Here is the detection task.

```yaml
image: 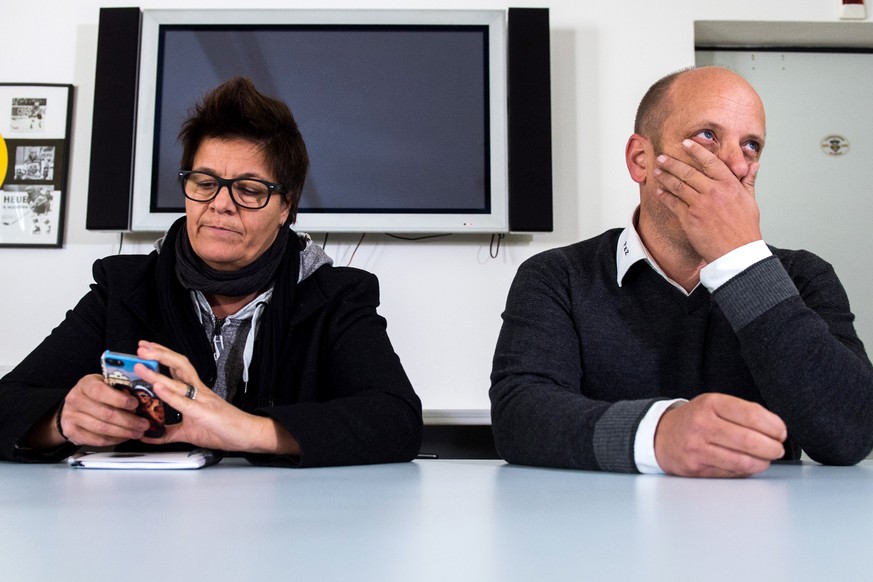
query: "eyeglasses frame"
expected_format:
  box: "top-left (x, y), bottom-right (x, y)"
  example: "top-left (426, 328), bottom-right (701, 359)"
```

top-left (178, 170), bottom-right (287, 210)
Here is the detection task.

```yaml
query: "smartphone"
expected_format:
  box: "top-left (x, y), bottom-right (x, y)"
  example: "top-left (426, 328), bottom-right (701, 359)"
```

top-left (100, 350), bottom-right (181, 437)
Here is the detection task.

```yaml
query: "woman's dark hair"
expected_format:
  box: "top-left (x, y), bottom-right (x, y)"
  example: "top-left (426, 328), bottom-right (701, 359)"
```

top-left (178, 77), bottom-right (309, 224)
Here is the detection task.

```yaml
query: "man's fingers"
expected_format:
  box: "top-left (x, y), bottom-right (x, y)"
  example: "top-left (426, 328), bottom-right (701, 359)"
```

top-left (680, 138), bottom-right (737, 180)
top-left (655, 139), bottom-right (744, 195)
top-left (708, 416), bottom-right (786, 463)
top-left (711, 395), bottom-right (787, 443)
top-left (654, 148), bottom-right (709, 199)
top-left (654, 394), bottom-right (788, 478)
top-left (741, 161), bottom-right (760, 194)
top-left (674, 399), bottom-right (785, 462)
top-left (684, 446), bottom-right (774, 478)
top-left (654, 157), bottom-right (698, 203)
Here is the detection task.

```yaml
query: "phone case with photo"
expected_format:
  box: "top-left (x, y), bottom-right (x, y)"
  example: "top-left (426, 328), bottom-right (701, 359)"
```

top-left (101, 350), bottom-right (167, 438)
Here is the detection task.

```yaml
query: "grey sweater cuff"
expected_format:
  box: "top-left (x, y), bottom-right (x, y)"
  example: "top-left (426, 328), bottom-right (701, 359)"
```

top-left (712, 255), bottom-right (799, 332)
top-left (593, 398), bottom-right (661, 473)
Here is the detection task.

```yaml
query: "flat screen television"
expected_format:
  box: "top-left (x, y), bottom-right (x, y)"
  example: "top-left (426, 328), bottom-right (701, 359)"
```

top-left (120, 9), bottom-right (509, 234)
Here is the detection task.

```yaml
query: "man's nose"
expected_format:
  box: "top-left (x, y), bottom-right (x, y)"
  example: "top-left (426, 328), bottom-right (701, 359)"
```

top-left (720, 145), bottom-right (751, 179)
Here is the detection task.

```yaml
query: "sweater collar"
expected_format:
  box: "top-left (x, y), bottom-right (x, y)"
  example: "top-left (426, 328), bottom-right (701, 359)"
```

top-left (616, 207), bottom-right (698, 296)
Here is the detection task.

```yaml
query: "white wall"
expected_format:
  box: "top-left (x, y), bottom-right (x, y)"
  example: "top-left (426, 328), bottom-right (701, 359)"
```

top-left (0, 0), bottom-right (851, 414)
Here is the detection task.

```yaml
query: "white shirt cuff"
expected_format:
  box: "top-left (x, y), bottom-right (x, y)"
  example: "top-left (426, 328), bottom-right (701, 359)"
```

top-left (634, 398), bottom-right (687, 474)
top-left (699, 240), bottom-right (772, 292)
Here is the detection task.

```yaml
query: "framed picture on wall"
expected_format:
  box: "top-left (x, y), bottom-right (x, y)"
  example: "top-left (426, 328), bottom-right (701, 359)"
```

top-left (0, 83), bottom-right (73, 248)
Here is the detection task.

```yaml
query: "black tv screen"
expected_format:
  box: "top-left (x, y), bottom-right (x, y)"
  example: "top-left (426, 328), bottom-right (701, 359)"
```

top-left (131, 9), bottom-right (509, 233)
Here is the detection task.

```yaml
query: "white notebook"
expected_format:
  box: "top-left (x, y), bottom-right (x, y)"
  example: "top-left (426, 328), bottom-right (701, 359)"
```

top-left (67, 450), bottom-right (219, 470)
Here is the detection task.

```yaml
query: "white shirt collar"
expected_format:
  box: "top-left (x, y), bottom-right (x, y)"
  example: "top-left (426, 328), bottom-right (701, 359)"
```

top-left (616, 207), bottom-right (695, 296)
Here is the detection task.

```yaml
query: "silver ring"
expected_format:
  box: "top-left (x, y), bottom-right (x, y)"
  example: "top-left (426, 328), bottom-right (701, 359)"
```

top-left (185, 384), bottom-right (198, 400)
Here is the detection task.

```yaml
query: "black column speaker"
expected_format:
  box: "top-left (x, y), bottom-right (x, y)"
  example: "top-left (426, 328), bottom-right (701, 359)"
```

top-left (507, 7), bottom-right (553, 233)
top-left (86, 7), bottom-right (141, 231)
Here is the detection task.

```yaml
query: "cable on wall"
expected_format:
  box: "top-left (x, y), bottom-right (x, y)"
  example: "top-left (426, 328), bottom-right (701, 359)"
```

top-left (489, 233), bottom-right (504, 259)
top-left (345, 233), bottom-right (366, 266)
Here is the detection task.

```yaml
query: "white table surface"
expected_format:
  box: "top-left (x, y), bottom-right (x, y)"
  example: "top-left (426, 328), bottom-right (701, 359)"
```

top-left (2, 458), bottom-right (872, 581)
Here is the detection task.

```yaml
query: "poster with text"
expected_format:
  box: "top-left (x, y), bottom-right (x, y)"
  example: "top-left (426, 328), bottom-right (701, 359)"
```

top-left (0, 84), bottom-right (72, 247)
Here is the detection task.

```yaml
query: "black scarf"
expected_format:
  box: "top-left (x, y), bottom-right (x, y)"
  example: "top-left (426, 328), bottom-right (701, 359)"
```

top-left (174, 220), bottom-right (290, 296)
top-left (156, 217), bottom-right (301, 408)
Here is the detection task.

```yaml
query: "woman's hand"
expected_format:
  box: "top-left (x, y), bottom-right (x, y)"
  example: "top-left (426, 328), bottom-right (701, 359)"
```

top-left (134, 340), bottom-right (300, 455)
top-left (54, 374), bottom-right (149, 447)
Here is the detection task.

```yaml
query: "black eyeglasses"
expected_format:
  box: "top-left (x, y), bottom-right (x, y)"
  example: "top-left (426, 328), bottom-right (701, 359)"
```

top-left (178, 170), bottom-right (287, 210)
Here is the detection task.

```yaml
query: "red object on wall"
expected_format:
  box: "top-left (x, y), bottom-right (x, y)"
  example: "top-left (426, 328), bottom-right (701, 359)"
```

top-left (839, 0), bottom-right (866, 19)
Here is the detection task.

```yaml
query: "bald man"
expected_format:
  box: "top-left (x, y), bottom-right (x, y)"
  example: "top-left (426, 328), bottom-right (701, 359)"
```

top-left (490, 66), bottom-right (873, 478)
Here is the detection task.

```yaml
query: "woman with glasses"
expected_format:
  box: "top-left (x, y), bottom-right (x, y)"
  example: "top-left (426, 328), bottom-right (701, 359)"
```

top-left (0, 77), bottom-right (423, 467)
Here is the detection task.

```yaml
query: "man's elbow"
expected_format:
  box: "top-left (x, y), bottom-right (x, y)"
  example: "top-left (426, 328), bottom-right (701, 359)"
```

top-left (804, 433), bottom-right (873, 466)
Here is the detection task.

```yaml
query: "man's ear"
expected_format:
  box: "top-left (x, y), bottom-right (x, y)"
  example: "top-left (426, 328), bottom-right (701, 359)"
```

top-left (625, 133), bottom-right (650, 184)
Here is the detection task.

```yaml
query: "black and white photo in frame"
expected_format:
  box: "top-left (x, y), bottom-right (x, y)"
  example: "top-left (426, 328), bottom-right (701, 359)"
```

top-left (0, 83), bottom-right (72, 247)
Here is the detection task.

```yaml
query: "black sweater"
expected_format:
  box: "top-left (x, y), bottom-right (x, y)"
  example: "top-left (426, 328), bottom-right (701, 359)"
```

top-left (490, 229), bottom-right (873, 472)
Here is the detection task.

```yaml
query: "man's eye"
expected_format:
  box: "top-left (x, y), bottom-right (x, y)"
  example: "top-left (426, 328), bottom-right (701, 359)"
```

top-left (744, 141), bottom-right (761, 153)
top-left (695, 129), bottom-right (716, 141)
